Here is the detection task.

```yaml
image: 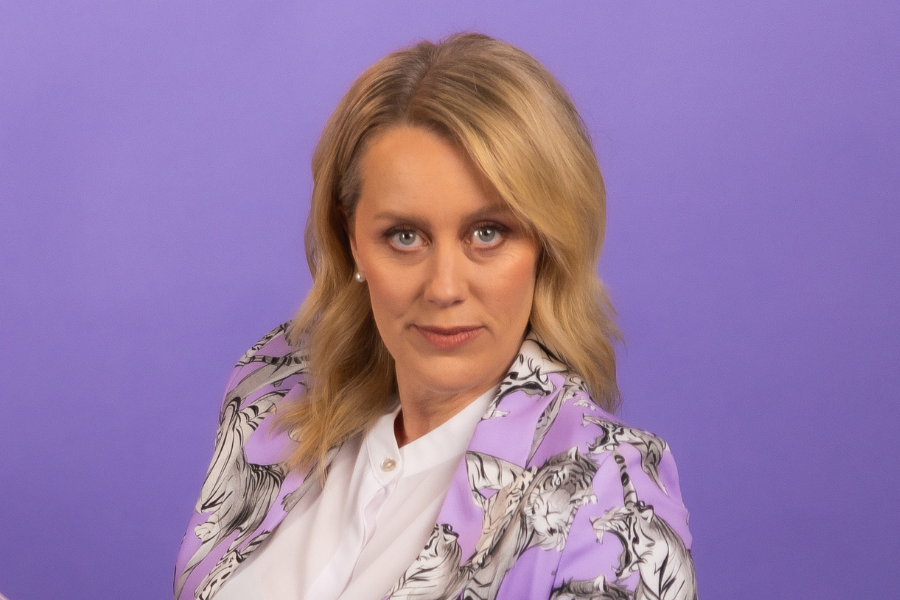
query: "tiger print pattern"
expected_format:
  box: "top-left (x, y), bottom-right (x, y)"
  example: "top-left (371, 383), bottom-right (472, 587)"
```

top-left (196, 531), bottom-right (271, 600)
top-left (549, 576), bottom-right (631, 600)
top-left (482, 337), bottom-right (567, 420)
top-left (590, 454), bottom-right (697, 600)
top-left (479, 335), bottom-right (592, 464)
top-left (528, 372), bottom-right (588, 463)
top-left (233, 322), bottom-right (289, 367)
top-left (176, 327), bottom-right (695, 600)
top-left (582, 415), bottom-right (670, 495)
top-left (387, 524), bottom-right (467, 600)
top-left (388, 447), bottom-right (598, 600)
top-left (175, 326), bottom-right (309, 600)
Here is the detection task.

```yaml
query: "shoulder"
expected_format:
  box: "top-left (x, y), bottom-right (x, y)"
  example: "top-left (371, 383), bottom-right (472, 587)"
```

top-left (554, 395), bottom-right (676, 490)
top-left (233, 322), bottom-right (306, 374)
top-left (175, 323), bottom-right (307, 600)
top-left (218, 322), bottom-right (308, 407)
top-left (468, 361), bottom-right (698, 598)
top-left (537, 383), bottom-right (691, 531)
top-left (537, 387), bottom-right (697, 598)
top-left (235, 322), bottom-right (295, 366)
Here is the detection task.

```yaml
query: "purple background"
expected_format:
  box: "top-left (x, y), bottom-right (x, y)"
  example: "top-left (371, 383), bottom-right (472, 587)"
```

top-left (1, 1), bottom-right (898, 598)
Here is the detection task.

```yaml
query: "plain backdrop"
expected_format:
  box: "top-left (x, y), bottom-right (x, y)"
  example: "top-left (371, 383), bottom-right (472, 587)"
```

top-left (1, 1), bottom-right (898, 598)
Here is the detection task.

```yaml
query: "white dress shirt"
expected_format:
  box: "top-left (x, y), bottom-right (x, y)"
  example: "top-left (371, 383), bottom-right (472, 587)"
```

top-left (214, 386), bottom-right (495, 600)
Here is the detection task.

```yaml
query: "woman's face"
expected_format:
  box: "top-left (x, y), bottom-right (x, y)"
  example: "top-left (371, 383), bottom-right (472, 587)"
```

top-left (349, 126), bottom-right (540, 407)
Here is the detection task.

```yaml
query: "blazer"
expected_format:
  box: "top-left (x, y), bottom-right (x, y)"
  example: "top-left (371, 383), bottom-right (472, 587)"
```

top-left (174, 324), bottom-right (697, 600)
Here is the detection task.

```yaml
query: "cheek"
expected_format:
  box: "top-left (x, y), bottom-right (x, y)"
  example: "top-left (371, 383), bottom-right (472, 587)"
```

top-left (364, 265), bottom-right (417, 327)
top-left (488, 247), bottom-right (539, 316)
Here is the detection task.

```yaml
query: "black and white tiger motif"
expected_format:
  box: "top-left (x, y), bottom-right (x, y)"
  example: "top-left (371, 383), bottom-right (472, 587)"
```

top-left (528, 372), bottom-right (588, 463)
top-left (196, 530), bottom-right (271, 600)
top-left (480, 335), bottom-right (591, 464)
top-left (591, 453), bottom-right (697, 600)
top-left (233, 322), bottom-right (290, 367)
top-left (582, 415), bottom-right (669, 495)
top-left (550, 575), bottom-right (632, 600)
top-left (482, 336), bottom-right (568, 420)
top-left (175, 326), bottom-right (308, 599)
top-left (388, 447), bottom-right (598, 600)
top-left (466, 447), bottom-right (599, 600)
top-left (387, 524), bottom-right (467, 600)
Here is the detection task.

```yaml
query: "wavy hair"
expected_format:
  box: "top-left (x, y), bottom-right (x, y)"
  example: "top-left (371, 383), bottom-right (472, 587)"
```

top-left (280, 33), bottom-right (621, 473)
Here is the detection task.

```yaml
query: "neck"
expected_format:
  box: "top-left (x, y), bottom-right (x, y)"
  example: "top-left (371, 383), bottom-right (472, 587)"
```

top-left (393, 380), bottom-right (497, 447)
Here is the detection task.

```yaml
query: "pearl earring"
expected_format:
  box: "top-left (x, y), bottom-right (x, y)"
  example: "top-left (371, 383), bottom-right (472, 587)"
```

top-left (355, 271), bottom-right (366, 283)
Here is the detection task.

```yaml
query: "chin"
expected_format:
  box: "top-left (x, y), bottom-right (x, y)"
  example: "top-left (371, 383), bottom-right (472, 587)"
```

top-left (410, 356), bottom-right (499, 395)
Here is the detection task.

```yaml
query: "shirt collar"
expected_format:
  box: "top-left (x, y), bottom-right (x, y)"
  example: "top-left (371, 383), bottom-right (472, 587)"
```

top-left (364, 385), bottom-right (498, 483)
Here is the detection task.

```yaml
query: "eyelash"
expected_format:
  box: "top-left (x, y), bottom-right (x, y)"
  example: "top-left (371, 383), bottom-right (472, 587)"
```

top-left (384, 222), bottom-right (509, 251)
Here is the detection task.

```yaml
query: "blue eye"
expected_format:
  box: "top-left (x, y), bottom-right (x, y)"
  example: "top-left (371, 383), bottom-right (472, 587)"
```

top-left (473, 226), bottom-right (500, 245)
top-left (390, 230), bottom-right (422, 248)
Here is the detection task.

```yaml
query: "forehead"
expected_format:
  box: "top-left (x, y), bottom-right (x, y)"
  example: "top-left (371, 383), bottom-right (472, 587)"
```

top-left (356, 125), bottom-right (507, 218)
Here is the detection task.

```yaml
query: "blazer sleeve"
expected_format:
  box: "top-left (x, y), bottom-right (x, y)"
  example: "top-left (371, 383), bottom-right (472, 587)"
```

top-left (174, 323), bottom-right (298, 600)
top-left (550, 442), bottom-right (698, 600)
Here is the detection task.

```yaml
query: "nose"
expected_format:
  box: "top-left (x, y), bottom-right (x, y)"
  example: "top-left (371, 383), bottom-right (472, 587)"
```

top-left (423, 242), bottom-right (468, 308)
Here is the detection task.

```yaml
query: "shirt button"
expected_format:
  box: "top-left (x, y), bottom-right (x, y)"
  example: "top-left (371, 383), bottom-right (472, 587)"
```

top-left (381, 458), bottom-right (397, 472)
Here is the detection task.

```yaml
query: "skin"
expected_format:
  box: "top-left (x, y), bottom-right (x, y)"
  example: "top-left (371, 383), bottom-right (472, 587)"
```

top-left (348, 125), bottom-right (540, 447)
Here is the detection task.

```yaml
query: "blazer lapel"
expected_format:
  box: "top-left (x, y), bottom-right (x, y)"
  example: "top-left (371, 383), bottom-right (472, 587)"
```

top-left (386, 334), bottom-right (575, 599)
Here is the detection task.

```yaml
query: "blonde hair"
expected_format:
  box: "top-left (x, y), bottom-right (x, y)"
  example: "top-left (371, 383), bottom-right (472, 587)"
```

top-left (280, 33), bottom-right (621, 473)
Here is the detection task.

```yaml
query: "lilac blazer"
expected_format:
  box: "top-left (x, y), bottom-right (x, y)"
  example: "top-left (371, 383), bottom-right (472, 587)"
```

top-left (174, 324), bottom-right (697, 600)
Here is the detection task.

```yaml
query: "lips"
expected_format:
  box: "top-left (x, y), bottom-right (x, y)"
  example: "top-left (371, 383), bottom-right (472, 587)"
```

top-left (416, 325), bottom-right (480, 335)
top-left (414, 325), bottom-right (483, 350)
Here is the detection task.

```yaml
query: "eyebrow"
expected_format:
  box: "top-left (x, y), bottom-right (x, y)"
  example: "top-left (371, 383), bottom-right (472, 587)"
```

top-left (371, 205), bottom-right (513, 226)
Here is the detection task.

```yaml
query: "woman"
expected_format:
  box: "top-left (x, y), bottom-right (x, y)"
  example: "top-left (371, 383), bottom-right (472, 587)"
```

top-left (174, 33), bottom-right (697, 600)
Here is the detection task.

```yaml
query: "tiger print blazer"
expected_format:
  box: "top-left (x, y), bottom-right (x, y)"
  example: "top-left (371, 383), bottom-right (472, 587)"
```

top-left (174, 324), bottom-right (698, 600)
